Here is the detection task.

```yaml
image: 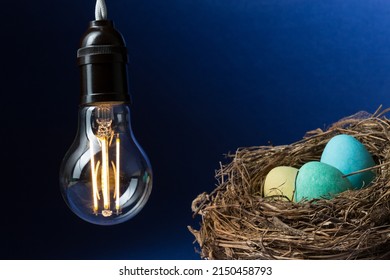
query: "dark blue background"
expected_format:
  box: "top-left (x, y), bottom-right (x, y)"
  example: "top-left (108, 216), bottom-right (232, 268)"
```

top-left (2, 0), bottom-right (389, 259)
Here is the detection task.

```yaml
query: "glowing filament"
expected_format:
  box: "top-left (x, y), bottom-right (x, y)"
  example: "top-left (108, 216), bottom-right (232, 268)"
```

top-left (101, 137), bottom-right (110, 209)
top-left (116, 136), bottom-right (120, 211)
top-left (90, 143), bottom-right (99, 213)
top-left (89, 106), bottom-right (122, 217)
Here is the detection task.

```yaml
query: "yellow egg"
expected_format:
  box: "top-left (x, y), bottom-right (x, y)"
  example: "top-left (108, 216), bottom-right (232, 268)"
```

top-left (263, 166), bottom-right (298, 201)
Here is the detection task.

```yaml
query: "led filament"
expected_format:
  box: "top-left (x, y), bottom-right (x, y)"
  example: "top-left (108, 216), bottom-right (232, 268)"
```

top-left (89, 105), bottom-right (118, 216)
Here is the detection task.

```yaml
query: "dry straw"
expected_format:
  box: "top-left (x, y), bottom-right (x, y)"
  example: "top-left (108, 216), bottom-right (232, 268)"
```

top-left (189, 106), bottom-right (390, 259)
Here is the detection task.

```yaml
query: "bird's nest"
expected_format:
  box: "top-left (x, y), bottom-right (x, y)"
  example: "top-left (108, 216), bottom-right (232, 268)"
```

top-left (189, 106), bottom-right (390, 259)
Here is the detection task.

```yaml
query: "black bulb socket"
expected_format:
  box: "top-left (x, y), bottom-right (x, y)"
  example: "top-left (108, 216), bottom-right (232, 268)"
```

top-left (77, 20), bottom-right (131, 105)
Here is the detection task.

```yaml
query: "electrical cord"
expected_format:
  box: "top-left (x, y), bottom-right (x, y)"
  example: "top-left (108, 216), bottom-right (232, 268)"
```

top-left (95, 0), bottom-right (107, 20)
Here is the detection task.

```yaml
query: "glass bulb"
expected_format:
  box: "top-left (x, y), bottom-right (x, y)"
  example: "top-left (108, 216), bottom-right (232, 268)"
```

top-left (60, 102), bottom-right (152, 225)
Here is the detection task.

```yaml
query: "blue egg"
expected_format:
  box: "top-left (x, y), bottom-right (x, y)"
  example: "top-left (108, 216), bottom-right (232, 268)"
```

top-left (320, 134), bottom-right (376, 189)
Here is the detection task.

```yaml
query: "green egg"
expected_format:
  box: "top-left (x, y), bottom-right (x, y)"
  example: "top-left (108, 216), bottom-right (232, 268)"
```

top-left (295, 161), bottom-right (353, 202)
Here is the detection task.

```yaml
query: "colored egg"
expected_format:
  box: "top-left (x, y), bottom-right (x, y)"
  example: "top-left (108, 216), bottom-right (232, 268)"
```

top-left (320, 134), bottom-right (376, 189)
top-left (295, 161), bottom-right (352, 202)
top-left (263, 166), bottom-right (298, 201)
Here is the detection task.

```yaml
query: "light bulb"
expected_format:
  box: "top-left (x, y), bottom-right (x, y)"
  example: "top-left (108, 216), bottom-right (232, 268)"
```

top-left (60, 20), bottom-right (152, 225)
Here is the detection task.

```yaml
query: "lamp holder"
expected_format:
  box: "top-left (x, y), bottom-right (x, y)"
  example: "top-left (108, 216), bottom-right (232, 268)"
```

top-left (77, 20), bottom-right (131, 105)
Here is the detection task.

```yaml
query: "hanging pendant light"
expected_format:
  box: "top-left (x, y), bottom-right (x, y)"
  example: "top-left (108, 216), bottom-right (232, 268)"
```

top-left (59, 0), bottom-right (153, 225)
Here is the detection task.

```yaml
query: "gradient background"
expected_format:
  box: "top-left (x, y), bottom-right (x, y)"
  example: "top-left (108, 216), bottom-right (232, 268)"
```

top-left (2, 0), bottom-right (390, 259)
